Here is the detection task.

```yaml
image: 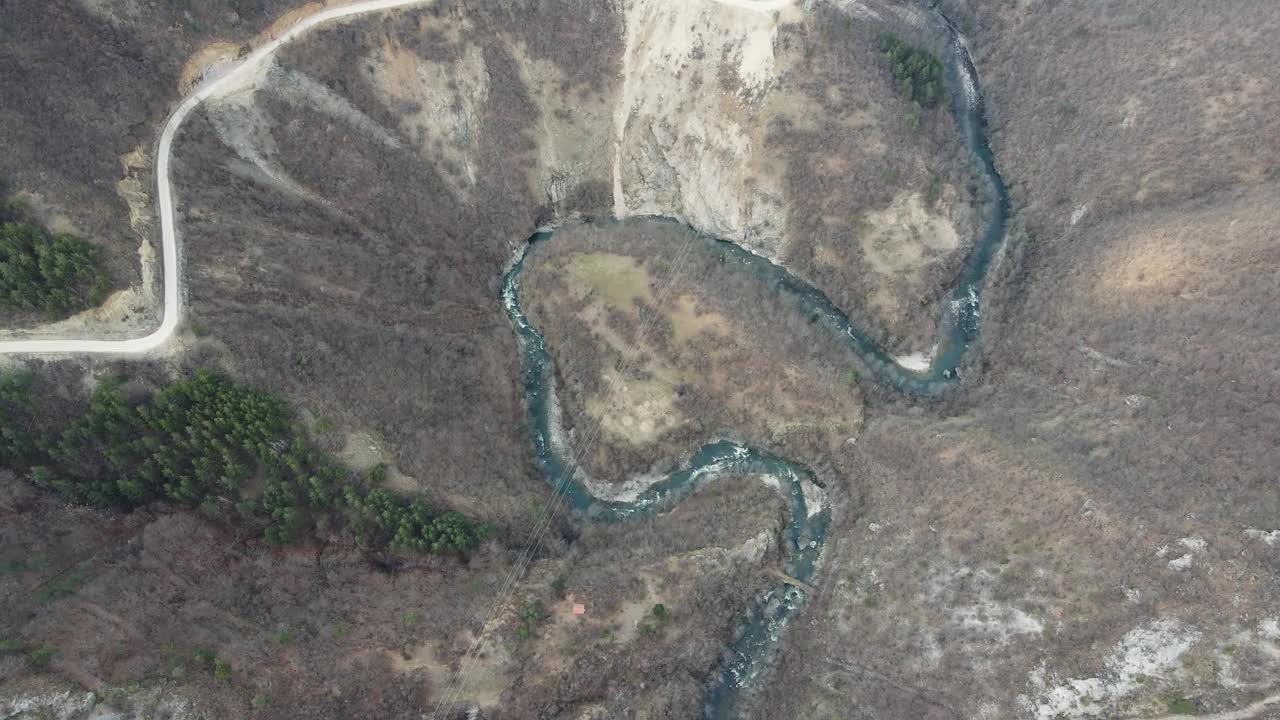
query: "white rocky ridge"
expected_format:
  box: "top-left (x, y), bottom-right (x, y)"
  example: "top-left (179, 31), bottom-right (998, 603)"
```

top-left (612, 0), bottom-right (795, 259)
top-left (1244, 529), bottom-right (1280, 547)
top-left (1019, 618), bottom-right (1200, 719)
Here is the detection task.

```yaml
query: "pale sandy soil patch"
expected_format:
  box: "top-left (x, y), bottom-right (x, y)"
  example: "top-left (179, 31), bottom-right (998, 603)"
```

top-left (859, 190), bottom-right (961, 276)
top-left (586, 371), bottom-right (682, 446)
top-left (175, 0), bottom-right (382, 96)
top-left (1201, 75), bottom-right (1270, 131)
top-left (178, 41), bottom-right (241, 94)
top-left (855, 190), bottom-right (962, 327)
top-left (370, 37), bottom-right (488, 195)
top-left (562, 252), bottom-right (652, 309)
top-left (338, 430), bottom-right (417, 493)
top-left (1094, 228), bottom-right (1195, 298)
top-left (382, 638), bottom-right (507, 708)
top-left (668, 293), bottom-right (730, 346)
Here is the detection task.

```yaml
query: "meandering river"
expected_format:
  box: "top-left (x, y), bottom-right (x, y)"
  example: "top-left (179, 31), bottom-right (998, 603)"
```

top-left (499, 5), bottom-right (1011, 717)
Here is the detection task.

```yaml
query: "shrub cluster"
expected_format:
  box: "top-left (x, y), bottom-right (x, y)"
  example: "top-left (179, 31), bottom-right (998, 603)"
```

top-left (878, 32), bottom-right (945, 108)
top-left (343, 485), bottom-right (488, 555)
top-left (1, 368), bottom-right (489, 555)
top-left (0, 203), bottom-right (106, 317)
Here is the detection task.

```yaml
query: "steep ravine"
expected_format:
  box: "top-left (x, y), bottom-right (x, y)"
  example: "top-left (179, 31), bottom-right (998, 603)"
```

top-left (497, 3), bottom-right (1013, 714)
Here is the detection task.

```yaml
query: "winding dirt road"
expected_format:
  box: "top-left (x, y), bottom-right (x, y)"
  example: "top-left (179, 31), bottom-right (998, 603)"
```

top-left (0, 0), bottom-right (797, 358)
top-left (0, 0), bottom-right (433, 356)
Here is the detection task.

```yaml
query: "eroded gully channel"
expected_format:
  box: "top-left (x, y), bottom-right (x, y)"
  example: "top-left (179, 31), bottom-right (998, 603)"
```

top-left (499, 8), bottom-right (1010, 719)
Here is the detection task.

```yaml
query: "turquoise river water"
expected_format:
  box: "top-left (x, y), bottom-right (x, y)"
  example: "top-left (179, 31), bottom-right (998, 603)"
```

top-left (498, 5), bottom-right (1010, 717)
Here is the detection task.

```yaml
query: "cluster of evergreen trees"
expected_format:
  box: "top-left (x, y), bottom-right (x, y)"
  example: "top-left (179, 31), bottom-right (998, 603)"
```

top-left (878, 32), bottom-right (945, 109)
top-left (0, 371), bottom-right (38, 465)
top-left (0, 202), bottom-right (106, 318)
top-left (0, 368), bottom-right (489, 555)
top-left (343, 486), bottom-right (486, 555)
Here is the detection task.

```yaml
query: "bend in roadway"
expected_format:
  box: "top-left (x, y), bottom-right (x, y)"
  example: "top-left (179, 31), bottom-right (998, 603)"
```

top-left (0, 0), bottom-right (433, 356)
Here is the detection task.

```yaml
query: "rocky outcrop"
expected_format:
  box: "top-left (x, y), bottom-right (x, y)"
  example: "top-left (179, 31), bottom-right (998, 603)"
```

top-left (612, 0), bottom-right (795, 259)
